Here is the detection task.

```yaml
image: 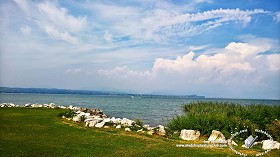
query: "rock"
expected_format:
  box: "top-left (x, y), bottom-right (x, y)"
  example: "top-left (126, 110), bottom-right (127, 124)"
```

top-left (84, 118), bottom-right (95, 122)
top-left (232, 140), bottom-right (238, 146)
top-left (262, 140), bottom-right (280, 150)
top-left (111, 117), bottom-right (121, 124)
top-left (208, 130), bottom-right (226, 142)
top-left (125, 128), bottom-right (131, 132)
top-left (147, 130), bottom-right (154, 135)
top-left (104, 126), bottom-right (110, 129)
top-left (10, 103), bottom-right (15, 107)
top-left (102, 114), bottom-right (108, 118)
top-left (95, 122), bottom-right (106, 128)
top-left (180, 129), bottom-right (200, 140)
top-left (116, 125), bottom-right (121, 129)
top-left (25, 103), bottom-right (31, 107)
top-left (103, 118), bottom-right (111, 123)
top-left (120, 118), bottom-right (134, 127)
top-left (158, 125), bottom-right (166, 136)
top-left (93, 117), bottom-right (103, 122)
top-left (49, 103), bottom-right (56, 108)
top-left (88, 120), bottom-right (99, 127)
top-left (72, 116), bottom-right (81, 122)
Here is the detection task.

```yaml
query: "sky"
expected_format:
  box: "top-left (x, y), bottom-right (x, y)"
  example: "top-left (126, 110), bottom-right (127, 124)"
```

top-left (0, 0), bottom-right (279, 99)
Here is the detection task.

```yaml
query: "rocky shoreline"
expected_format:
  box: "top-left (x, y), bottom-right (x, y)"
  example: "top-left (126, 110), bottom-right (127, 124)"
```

top-left (1, 102), bottom-right (279, 150)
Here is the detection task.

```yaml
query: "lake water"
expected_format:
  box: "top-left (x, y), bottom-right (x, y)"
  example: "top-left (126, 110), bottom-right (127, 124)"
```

top-left (1, 93), bottom-right (279, 126)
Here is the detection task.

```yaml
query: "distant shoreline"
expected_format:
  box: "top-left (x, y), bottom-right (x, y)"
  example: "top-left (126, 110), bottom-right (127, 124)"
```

top-left (0, 86), bottom-right (206, 99)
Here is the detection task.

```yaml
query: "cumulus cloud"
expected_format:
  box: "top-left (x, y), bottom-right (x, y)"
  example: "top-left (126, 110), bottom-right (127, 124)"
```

top-left (98, 39), bottom-right (280, 97)
top-left (13, 0), bottom-right (87, 44)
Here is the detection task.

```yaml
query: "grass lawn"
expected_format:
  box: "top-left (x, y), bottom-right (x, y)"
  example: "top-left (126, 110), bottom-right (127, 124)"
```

top-left (0, 108), bottom-right (279, 157)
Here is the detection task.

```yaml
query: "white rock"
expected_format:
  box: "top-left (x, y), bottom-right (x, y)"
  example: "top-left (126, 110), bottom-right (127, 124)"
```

top-left (180, 129), bottom-right (200, 140)
top-left (232, 140), bottom-right (238, 146)
top-left (147, 130), bottom-right (154, 135)
top-left (88, 120), bottom-right (99, 127)
top-left (84, 118), bottom-right (94, 122)
top-left (158, 125), bottom-right (166, 136)
top-left (72, 116), bottom-right (81, 122)
top-left (262, 140), bottom-right (280, 150)
top-left (208, 130), bottom-right (226, 142)
top-left (95, 122), bottom-right (105, 128)
top-left (103, 118), bottom-right (111, 123)
top-left (93, 117), bottom-right (103, 122)
top-left (59, 106), bottom-right (66, 109)
top-left (125, 128), bottom-right (131, 132)
top-left (112, 117), bottom-right (121, 124)
top-left (121, 118), bottom-right (134, 127)
top-left (25, 103), bottom-right (31, 107)
top-left (116, 125), bottom-right (121, 129)
top-left (43, 104), bottom-right (49, 107)
top-left (49, 103), bottom-right (56, 108)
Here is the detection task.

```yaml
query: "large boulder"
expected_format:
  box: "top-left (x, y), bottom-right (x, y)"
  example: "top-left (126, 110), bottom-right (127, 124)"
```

top-left (180, 129), bottom-right (200, 140)
top-left (262, 140), bottom-right (280, 150)
top-left (208, 130), bottom-right (226, 142)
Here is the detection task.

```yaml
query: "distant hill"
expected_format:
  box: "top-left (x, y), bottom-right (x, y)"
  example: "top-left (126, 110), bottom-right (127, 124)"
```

top-left (0, 87), bottom-right (205, 98)
top-left (0, 87), bottom-right (123, 95)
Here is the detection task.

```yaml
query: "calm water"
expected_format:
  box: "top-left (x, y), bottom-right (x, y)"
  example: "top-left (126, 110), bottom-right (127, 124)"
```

top-left (1, 93), bottom-right (279, 126)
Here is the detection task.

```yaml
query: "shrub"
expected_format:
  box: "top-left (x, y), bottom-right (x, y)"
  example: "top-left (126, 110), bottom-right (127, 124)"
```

top-left (267, 120), bottom-right (280, 141)
top-left (134, 118), bottom-right (144, 127)
top-left (167, 101), bottom-right (280, 139)
top-left (58, 110), bottom-right (76, 118)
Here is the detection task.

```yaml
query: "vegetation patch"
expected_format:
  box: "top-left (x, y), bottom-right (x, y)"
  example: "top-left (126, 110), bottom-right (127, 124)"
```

top-left (167, 101), bottom-right (280, 141)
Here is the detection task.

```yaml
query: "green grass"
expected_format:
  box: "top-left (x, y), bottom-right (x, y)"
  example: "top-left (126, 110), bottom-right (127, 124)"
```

top-left (167, 102), bottom-right (280, 141)
top-left (0, 108), bottom-right (279, 157)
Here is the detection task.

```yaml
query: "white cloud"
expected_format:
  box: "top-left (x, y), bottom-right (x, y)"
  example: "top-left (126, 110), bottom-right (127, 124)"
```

top-left (104, 31), bottom-right (113, 42)
top-left (274, 12), bottom-right (280, 23)
top-left (66, 68), bottom-right (83, 74)
top-left (44, 26), bottom-right (78, 44)
top-left (98, 38), bottom-right (280, 97)
top-left (80, 1), bottom-right (272, 43)
top-left (141, 8), bottom-right (268, 41)
top-left (20, 25), bottom-right (31, 35)
top-left (13, 0), bottom-right (87, 44)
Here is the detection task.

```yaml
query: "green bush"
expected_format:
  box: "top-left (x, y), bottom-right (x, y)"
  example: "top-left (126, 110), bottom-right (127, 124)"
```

top-left (58, 110), bottom-right (76, 118)
top-left (167, 101), bottom-right (280, 139)
top-left (134, 118), bottom-right (144, 127)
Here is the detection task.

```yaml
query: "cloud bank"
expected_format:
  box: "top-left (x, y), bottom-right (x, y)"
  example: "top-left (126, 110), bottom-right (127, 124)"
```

top-left (98, 39), bottom-right (280, 98)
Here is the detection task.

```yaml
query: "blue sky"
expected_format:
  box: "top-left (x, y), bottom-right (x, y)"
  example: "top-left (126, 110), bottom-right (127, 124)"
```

top-left (0, 0), bottom-right (279, 99)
